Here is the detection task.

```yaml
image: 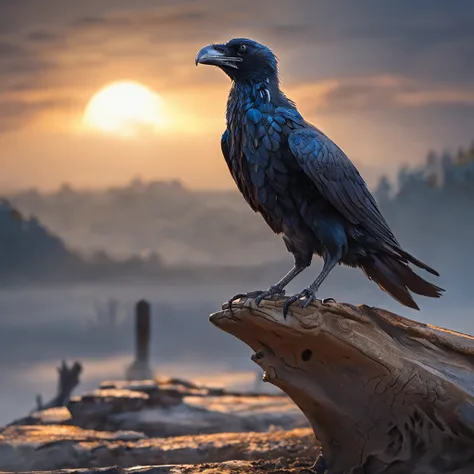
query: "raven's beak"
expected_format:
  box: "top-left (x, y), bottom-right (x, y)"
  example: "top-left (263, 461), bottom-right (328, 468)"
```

top-left (195, 44), bottom-right (242, 69)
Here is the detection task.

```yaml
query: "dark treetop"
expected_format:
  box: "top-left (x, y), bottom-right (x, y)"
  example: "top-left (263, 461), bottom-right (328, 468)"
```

top-left (196, 38), bottom-right (443, 315)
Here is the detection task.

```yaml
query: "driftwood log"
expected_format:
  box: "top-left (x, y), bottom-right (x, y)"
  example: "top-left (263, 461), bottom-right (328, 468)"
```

top-left (210, 297), bottom-right (474, 474)
top-left (0, 425), bottom-right (315, 471)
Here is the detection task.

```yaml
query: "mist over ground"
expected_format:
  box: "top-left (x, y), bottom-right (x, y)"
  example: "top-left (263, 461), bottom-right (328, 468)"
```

top-left (8, 179), bottom-right (282, 266)
top-left (1, 145), bottom-right (474, 425)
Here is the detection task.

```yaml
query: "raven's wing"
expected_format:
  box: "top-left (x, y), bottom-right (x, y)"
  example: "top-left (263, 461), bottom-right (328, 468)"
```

top-left (221, 129), bottom-right (258, 212)
top-left (288, 127), bottom-right (400, 251)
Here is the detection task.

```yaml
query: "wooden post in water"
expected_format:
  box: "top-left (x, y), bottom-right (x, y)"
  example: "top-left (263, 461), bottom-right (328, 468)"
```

top-left (126, 300), bottom-right (153, 380)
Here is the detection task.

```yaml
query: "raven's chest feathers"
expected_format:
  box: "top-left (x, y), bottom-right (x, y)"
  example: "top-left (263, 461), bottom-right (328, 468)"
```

top-left (224, 81), bottom-right (311, 234)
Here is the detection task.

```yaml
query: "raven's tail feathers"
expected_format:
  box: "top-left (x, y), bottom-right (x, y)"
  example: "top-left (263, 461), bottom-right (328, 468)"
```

top-left (396, 249), bottom-right (440, 277)
top-left (362, 254), bottom-right (444, 310)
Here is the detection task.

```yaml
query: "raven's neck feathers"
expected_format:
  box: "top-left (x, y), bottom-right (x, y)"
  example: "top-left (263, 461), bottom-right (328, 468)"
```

top-left (226, 77), bottom-right (295, 125)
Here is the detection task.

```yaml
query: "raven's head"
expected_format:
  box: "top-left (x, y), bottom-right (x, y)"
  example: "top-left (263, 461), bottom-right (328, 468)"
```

top-left (195, 38), bottom-right (278, 82)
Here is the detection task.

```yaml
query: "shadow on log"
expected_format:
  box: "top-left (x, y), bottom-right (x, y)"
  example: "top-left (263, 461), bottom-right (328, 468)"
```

top-left (36, 361), bottom-right (82, 411)
top-left (210, 297), bottom-right (474, 474)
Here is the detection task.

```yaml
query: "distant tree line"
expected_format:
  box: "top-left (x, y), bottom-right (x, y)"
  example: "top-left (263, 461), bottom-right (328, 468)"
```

top-left (371, 142), bottom-right (474, 290)
top-left (0, 199), bottom-right (167, 282)
top-left (0, 198), bottom-right (269, 283)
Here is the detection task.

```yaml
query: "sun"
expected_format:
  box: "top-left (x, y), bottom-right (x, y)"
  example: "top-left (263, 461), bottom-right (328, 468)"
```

top-left (83, 81), bottom-right (165, 137)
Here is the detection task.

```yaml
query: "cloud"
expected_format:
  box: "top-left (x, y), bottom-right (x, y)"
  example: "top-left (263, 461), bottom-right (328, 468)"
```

top-left (291, 76), bottom-right (474, 113)
top-left (71, 15), bottom-right (129, 29)
top-left (72, 8), bottom-right (209, 31)
top-left (0, 41), bottom-right (25, 57)
top-left (0, 94), bottom-right (82, 132)
top-left (27, 30), bottom-right (61, 43)
top-left (397, 89), bottom-right (474, 108)
top-left (260, 1), bottom-right (474, 87)
top-left (2, 1), bottom-right (473, 86)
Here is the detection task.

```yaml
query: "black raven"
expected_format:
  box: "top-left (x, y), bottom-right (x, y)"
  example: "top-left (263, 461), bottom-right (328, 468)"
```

top-left (196, 38), bottom-right (443, 316)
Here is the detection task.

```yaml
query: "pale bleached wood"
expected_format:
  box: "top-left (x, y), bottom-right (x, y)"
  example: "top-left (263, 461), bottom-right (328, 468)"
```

top-left (210, 297), bottom-right (474, 474)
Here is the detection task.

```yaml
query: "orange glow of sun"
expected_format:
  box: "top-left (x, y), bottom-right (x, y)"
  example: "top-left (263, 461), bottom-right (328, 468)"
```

top-left (83, 81), bottom-right (165, 137)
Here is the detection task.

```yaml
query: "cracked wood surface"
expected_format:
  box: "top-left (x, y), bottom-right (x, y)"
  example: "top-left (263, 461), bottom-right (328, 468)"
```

top-left (210, 297), bottom-right (474, 474)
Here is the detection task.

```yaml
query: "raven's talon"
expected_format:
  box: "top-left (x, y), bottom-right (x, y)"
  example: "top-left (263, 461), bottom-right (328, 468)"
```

top-left (254, 286), bottom-right (285, 306)
top-left (226, 292), bottom-right (259, 313)
top-left (226, 293), bottom-right (248, 309)
top-left (254, 294), bottom-right (264, 306)
top-left (227, 288), bottom-right (285, 310)
top-left (283, 295), bottom-right (300, 318)
top-left (321, 297), bottom-right (336, 305)
top-left (302, 292), bottom-right (318, 309)
top-left (291, 288), bottom-right (314, 309)
top-left (283, 290), bottom-right (335, 317)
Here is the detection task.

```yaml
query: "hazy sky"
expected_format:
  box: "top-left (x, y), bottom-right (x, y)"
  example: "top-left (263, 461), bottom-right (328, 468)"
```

top-left (1, 0), bottom-right (473, 191)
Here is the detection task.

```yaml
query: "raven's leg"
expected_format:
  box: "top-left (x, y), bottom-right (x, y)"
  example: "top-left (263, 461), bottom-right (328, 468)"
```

top-left (253, 262), bottom-right (308, 304)
top-left (228, 237), bottom-right (313, 307)
top-left (283, 250), bottom-right (340, 317)
top-left (228, 260), bottom-right (309, 307)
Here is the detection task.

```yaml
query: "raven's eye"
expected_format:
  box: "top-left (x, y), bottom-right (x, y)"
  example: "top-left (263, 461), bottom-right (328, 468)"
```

top-left (238, 44), bottom-right (247, 53)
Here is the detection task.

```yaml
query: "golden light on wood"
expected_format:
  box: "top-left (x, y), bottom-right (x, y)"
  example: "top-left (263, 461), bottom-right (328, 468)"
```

top-left (82, 81), bottom-right (165, 137)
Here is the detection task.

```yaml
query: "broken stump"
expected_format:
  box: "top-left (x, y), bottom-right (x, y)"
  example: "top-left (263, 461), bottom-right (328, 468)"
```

top-left (36, 361), bottom-right (82, 411)
top-left (210, 297), bottom-right (474, 474)
top-left (126, 300), bottom-right (153, 380)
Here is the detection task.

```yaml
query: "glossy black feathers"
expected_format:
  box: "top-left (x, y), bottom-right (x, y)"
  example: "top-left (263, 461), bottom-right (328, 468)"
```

top-left (214, 38), bottom-right (443, 308)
